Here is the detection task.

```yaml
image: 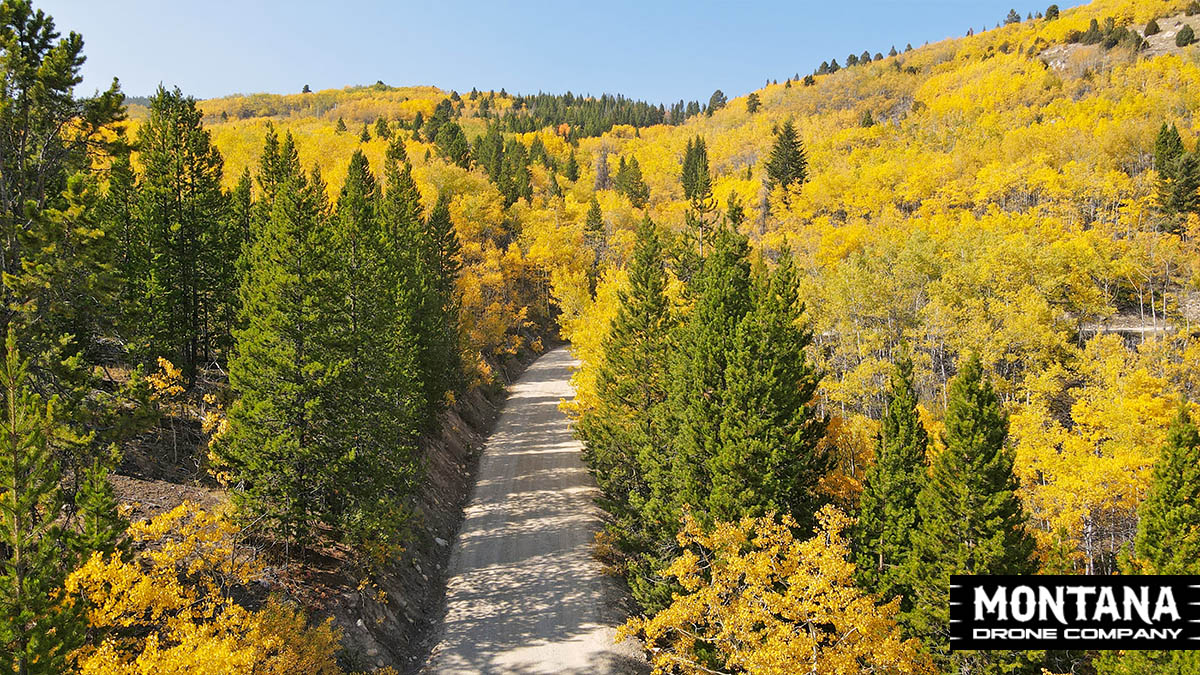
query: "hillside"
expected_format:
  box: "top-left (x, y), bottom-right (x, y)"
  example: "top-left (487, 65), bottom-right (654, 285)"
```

top-left (178, 0), bottom-right (1200, 659)
top-left (5, 0), bottom-right (1200, 672)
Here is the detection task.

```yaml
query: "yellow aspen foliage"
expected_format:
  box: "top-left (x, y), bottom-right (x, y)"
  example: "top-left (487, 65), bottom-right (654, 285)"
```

top-left (1011, 335), bottom-right (1181, 572)
top-left (67, 503), bottom-right (342, 674)
top-left (622, 506), bottom-right (933, 675)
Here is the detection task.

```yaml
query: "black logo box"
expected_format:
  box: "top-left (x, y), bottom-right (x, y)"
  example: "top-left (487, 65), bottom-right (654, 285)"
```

top-left (950, 575), bottom-right (1200, 651)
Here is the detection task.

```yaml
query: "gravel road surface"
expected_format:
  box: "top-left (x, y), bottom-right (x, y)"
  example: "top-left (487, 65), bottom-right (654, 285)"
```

top-left (423, 347), bottom-right (647, 674)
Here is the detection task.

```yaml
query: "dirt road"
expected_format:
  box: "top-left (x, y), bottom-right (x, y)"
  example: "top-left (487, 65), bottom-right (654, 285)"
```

top-left (423, 347), bottom-right (647, 675)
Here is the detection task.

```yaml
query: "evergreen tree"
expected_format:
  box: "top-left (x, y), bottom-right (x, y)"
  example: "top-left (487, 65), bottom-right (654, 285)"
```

top-left (1179, 23), bottom-right (1196, 47)
top-left (904, 355), bottom-right (1036, 666)
top-left (660, 228), bottom-right (755, 528)
top-left (706, 250), bottom-right (828, 526)
top-left (359, 123), bottom-right (371, 142)
top-left (854, 350), bottom-right (928, 610)
top-left (474, 125), bottom-right (503, 180)
top-left (424, 98), bottom-right (454, 143)
top-left (745, 92), bottom-right (761, 113)
top-left (681, 137), bottom-right (713, 208)
top-left (374, 116), bottom-right (390, 139)
top-left (1132, 403), bottom-right (1200, 574)
top-left (1155, 122), bottom-right (1185, 174)
top-left (101, 148), bottom-right (141, 330)
top-left (134, 86), bottom-right (229, 384)
top-left (681, 137), bottom-right (715, 257)
top-left (420, 191), bottom-right (463, 413)
top-left (1145, 18), bottom-right (1160, 36)
top-left (584, 196), bottom-right (605, 262)
top-left (707, 89), bottom-right (727, 115)
top-left (615, 156), bottom-right (650, 208)
top-left (1160, 152), bottom-right (1200, 218)
top-left (860, 110), bottom-right (876, 127)
top-left (380, 139), bottom-right (444, 427)
top-left (328, 150), bottom-right (422, 551)
top-left (0, 333), bottom-right (84, 675)
top-left (498, 137), bottom-right (532, 205)
top-left (221, 133), bottom-right (341, 546)
top-left (578, 216), bottom-right (674, 556)
top-left (889, 45), bottom-right (899, 57)
top-left (436, 122), bottom-right (472, 169)
top-left (75, 452), bottom-right (127, 559)
top-left (765, 118), bottom-right (808, 199)
top-left (1006, 8), bottom-right (1021, 24)
top-left (0, 0), bottom-right (125, 391)
top-left (564, 150), bottom-right (580, 182)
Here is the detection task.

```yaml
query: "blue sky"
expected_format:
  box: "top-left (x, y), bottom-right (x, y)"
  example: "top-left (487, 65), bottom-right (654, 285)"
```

top-left (41, 0), bottom-right (1082, 104)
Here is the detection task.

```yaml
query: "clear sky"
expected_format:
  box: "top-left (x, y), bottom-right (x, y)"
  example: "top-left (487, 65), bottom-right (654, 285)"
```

top-left (39, 0), bottom-right (1083, 104)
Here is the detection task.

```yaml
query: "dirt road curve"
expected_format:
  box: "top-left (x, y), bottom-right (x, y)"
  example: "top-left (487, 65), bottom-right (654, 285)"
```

top-left (423, 347), bottom-right (647, 675)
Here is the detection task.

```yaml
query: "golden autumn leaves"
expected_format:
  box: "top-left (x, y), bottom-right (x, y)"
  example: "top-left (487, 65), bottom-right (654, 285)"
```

top-left (622, 507), bottom-right (933, 675)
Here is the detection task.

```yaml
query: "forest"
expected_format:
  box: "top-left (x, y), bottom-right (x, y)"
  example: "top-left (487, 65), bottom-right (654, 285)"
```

top-left (4, 0), bottom-right (1200, 672)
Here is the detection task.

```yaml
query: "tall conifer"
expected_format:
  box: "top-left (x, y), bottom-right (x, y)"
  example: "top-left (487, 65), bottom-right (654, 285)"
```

top-left (706, 251), bottom-right (828, 526)
top-left (904, 355), bottom-right (1035, 666)
top-left (221, 133), bottom-right (340, 545)
top-left (0, 334), bottom-right (84, 675)
top-left (854, 350), bottom-right (928, 609)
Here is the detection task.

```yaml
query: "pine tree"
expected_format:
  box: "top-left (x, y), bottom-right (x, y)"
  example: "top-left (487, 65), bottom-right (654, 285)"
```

top-left (220, 133), bottom-right (341, 546)
top-left (359, 123), bottom-right (371, 142)
top-left (1160, 152), bottom-right (1200, 218)
top-left (328, 150), bottom-right (422, 551)
top-left (706, 250), bottom-right (828, 527)
top-left (615, 156), bottom-right (650, 208)
top-left (1154, 122), bottom-right (1185, 173)
top-left (435, 122), bottom-right (471, 169)
top-left (745, 92), bottom-right (761, 113)
top-left (707, 89), bottom-right (727, 115)
top-left (102, 148), bottom-right (142, 331)
top-left (584, 196), bottom-right (605, 262)
top-left (1133, 403), bottom-right (1200, 573)
top-left (419, 191), bottom-right (464, 416)
top-left (1179, 24), bottom-right (1196, 47)
top-left (854, 350), bottom-right (928, 610)
top-left (1006, 8), bottom-right (1021, 24)
top-left (765, 118), bottom-right (808, 199)
top-left (0, 0), bottom-right (124, 390)
top-left (681, 137), bottom-right (713, 208)
top-left (578, 216), bottom-right (674, 552)
top-left (374, 116), bottom-right (390, 139)
top-left (904, 355), bottom-right (1036, 665)
top-left (134, 86), bottom-right (229, 384)
top-left (0, 333), bottom-right (84, 675)
top-left (1145, 18), bottom-right (1160, 36)
top-left (75, 452), bottom-right (127, 559)
top-left (499, 137), bottom-right (532, 205)
top-left (424, 99), bottom-right (453, 143)
top-left (660, 228), bottom-right (755, 528)
top-left (564, 150), bottom-right (580, 182)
